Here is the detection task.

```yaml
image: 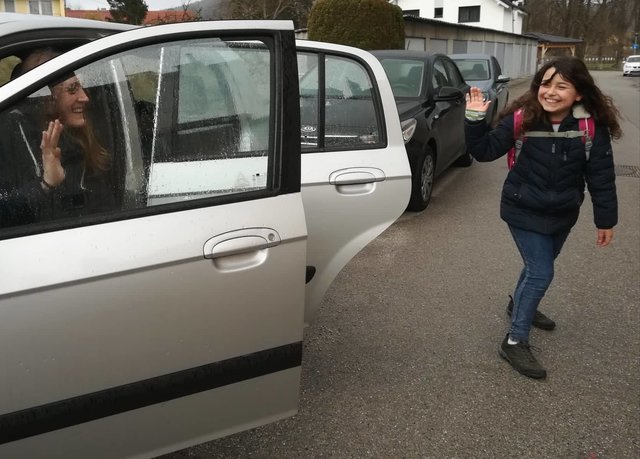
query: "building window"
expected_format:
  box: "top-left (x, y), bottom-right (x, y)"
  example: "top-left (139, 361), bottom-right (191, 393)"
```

top-left (403, 9), bottom-right (420, 17)
top-left (434, 7), bottom-right (443, 18)
top-left (4, 0), bottom-right (16, 12)
top-left (458, 6), bottom-right (480, 23)
top-left (28, 0), bottom-right (53, 15)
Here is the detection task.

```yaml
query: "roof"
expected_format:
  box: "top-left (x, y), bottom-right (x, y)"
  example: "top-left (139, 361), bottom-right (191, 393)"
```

top-left (65, 9), bottom-right (198, 25)
top-left (448, 54), bottom-right (492, 60)
top-left (0, 12), bottom-right (132, 32)
top-left (402, 15), bottom-right (536, 41)
top-left (370, 50), bottom-right (444, 61)
top-left (524, 32), bottom-right (583, 44)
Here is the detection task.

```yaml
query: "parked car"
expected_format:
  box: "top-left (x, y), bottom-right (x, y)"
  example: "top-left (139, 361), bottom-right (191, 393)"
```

top-left (450, 53), bottom-right (510, 126)
top-left (371, 50), bottom-right (471, 211)
top-left (0, 13), bottom-right (411, 458)
top-left (622, 55), bottom-right (640, 76)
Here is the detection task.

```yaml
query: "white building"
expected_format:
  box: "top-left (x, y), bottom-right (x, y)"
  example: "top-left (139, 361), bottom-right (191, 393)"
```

top-left (391, 0), bottom-right (526, 35)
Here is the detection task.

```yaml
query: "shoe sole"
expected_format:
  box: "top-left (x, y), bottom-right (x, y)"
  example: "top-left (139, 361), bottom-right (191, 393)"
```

top-left (506, 308), bottom-right (556, 331)
top-left (499, 349), bottom-right (547, 379)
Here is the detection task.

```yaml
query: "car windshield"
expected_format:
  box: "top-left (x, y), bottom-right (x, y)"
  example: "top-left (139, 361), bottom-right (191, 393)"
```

top-left (627, 56), bottom-right (640, 63)
top-left (378, 59), bottom-right (424, 98)
top-left (454, 59), bottom-right (490, 81)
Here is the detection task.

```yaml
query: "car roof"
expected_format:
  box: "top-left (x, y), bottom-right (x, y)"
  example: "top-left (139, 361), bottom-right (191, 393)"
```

top-left (0, 12), bottom-right (135, 34)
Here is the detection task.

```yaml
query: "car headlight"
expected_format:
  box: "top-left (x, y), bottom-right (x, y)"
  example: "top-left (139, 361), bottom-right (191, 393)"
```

top-left (401, 118), bottom-right (417, 144)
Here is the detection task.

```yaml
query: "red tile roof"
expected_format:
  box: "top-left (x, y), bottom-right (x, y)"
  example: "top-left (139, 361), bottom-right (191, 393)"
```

top-left (65, 9), bottom-right (198, 25)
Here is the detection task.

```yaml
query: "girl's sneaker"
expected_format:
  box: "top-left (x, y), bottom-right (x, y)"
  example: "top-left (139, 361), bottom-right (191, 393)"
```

top-left (499, 334), bottom-right (547, 379)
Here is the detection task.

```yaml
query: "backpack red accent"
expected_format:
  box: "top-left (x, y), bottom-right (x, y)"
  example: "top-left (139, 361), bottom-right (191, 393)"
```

top-left (506, 109), bottom-right (595, 170)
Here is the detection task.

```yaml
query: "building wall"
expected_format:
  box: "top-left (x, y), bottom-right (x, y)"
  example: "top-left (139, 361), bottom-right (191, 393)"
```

top-left (403, 17), bottom-right (537, 79)
top-left (394, 0), bottom-right (524, 35)
top-left (1, 0), bottom-right (66, 16)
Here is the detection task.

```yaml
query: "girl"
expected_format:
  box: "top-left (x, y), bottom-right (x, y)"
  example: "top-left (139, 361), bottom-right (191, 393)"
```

top-left (465, 57), bottom-right (620, 379)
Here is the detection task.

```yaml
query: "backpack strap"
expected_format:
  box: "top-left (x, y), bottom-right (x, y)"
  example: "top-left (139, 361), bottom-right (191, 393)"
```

top-left (579, 117), bottom-right (595, 161)
top-left (508, 108), bottom-right (524, 170)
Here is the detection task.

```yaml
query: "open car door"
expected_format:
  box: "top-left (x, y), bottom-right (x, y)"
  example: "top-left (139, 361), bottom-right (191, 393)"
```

top-left (0, 21), bottom-right (305, 458)
top-left (296, 41), bottom-right (411, 322)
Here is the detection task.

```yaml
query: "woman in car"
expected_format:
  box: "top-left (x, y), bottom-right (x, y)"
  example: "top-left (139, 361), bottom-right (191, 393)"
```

top-left (0, 48), bottom-right (116, 228)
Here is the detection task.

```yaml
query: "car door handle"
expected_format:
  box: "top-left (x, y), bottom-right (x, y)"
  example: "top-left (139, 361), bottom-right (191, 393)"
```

top-left (329, 167), bottom-right (385, 185)
top-left (203, 228), bottom-right (281, 260)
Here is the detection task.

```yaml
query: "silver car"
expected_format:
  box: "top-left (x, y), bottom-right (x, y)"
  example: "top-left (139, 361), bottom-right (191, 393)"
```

top-left (0, 14), bottom-right (410, 458)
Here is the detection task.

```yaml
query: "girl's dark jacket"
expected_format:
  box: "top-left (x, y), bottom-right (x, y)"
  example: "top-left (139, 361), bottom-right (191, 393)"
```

top-left (465, 104), bottom-right (617, 234)
top-left (0, 108), bottom-right (116, 229)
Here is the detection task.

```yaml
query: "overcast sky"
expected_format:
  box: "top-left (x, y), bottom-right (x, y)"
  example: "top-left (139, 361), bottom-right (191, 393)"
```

top-left (66, 0), bottom-right (185, 10)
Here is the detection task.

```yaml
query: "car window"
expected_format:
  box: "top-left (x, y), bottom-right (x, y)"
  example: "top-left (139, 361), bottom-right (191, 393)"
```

top-left (377, 58), bottom-right (424, 98)
top-left (443, 59), bottom-right (464, 86)
top-left (0, 37), bottom-right (275, 234)
top-left (627, 56), bottom-right (640, 63)
top-left (453, 59), bottom-right (490, 81)
top-left (298, 52), bottom-right (382, 150)
top-left (492, 57), bottom-right (503, 77)
top-left (432, 59), bottom-right (450, 89)
top-left (0, 55), bottom-right (21, 86)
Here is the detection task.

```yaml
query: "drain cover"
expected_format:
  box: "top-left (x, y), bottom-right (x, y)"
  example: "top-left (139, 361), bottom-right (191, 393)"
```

top-left (615, 165), bottom-right (640, 178)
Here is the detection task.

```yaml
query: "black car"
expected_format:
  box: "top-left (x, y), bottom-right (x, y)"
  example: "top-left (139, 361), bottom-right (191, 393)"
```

top-left (371, 50), bottom-right (471, 211)
top-left (450, 53), bottom-right (510, 127)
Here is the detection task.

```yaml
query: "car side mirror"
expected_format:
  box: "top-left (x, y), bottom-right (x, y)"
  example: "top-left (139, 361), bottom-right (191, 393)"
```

top-left (496, 75), bottom-right (511, 83)
top-left (434, 86), bottom-right (463, 102)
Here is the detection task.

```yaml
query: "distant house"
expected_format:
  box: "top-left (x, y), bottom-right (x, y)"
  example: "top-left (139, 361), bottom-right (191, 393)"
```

top-left (390, 0), bottom-right (526, 35)
top-left (1, 0), bottom-right (66, 16)
top-left (65, 8), bottom-right (198, 25)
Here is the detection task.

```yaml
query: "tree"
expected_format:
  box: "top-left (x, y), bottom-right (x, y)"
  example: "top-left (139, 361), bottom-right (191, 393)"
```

top-left (307, 0), bottom-right (404, 50)
top-left (148, 0), bottom-right (203, 24)
top-left (107, 0), bottom-right (149, 25)
top-left (229, 0), bottom-right (313, 27)
top-left (523, 0), bottom-right (640, 60)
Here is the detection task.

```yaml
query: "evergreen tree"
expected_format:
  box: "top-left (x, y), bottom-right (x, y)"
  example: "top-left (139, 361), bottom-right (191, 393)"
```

top-left (307, 0), bottom-right (404, 50)
top-left (108, 0), bottom-right (149, 25)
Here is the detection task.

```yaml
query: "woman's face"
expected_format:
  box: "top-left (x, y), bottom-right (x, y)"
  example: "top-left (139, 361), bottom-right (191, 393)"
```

top-left (537, 67), bottom-right (582, 122)
top-left (52, 76), bottom-right (89, 128)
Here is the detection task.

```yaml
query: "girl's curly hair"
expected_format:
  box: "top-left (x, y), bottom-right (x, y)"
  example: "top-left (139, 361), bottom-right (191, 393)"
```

top-left (499, 57), bottom-right (622, 139)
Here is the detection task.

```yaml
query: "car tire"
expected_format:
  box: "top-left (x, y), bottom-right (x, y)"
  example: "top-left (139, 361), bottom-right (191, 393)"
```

top-left (453, 147), bottom-right (473, 167)
top-left (407, 147), bottom-right (435, 212)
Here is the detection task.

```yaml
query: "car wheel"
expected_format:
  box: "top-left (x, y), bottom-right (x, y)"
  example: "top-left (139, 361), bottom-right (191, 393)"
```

top-left (407, 147), bottom-right (435, 212)
top-left (453, 146), bottom-right (473, 167)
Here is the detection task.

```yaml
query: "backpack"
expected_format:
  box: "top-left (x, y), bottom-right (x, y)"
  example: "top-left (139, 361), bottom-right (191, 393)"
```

top-left (507, 108), bottom-right (595, 169)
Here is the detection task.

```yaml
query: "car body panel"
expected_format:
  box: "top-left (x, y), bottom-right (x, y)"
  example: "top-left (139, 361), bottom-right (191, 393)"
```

top-left (450, 53), bottom-right (510, 126)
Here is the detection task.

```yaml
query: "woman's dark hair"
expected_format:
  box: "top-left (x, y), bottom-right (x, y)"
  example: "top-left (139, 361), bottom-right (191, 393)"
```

top-left (500, 57), bottom-right (622, 139)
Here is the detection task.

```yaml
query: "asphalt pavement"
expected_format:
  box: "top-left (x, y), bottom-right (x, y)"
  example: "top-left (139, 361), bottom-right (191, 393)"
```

top-left (163, 72), bottom-right (639, 458)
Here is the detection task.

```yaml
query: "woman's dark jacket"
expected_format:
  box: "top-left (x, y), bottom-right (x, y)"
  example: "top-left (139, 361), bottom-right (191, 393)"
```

top-left (465, 105), bottom-right (617, 234)
top-left (0, 108), bottom-right (116, 229)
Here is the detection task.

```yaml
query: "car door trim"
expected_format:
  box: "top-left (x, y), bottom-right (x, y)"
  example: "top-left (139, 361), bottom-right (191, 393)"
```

top-left (0, 341), bottom-right (302, 445)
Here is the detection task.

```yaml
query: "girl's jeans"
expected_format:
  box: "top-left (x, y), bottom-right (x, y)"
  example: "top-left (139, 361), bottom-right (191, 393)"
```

top-left (508, 225), bottom-right (571, 342)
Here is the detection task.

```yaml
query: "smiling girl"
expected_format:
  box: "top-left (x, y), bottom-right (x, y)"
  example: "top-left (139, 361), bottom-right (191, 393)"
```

top-left (464, 57), bottom-right (621, 379)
